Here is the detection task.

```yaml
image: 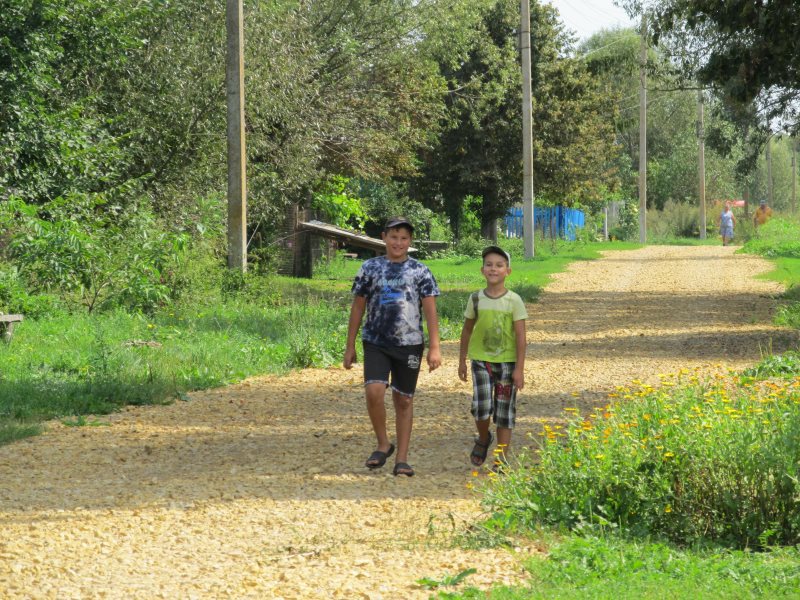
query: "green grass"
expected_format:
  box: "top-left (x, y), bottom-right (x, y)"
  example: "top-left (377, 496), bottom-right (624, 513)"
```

top-left (743, 218), bottom-right (800, 327)
top-left (441, 535), bottom-right (800, 599)
top-left (0, 239), bottom-right (638, 444)
top-left (0, 299), bottom-right (349, 444)
top-left (649, 236), bottom-right (721, 246)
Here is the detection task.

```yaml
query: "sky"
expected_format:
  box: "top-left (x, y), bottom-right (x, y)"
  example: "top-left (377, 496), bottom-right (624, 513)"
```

top-left (543, 0), bottom-right (636, 41)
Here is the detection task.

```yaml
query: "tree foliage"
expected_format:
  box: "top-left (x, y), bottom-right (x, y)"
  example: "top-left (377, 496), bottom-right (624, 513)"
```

top-left (413, 0), bottom-right (622, 237)
top-left (244, 0), bottom-right (449, 221)
top-left (629, 0), bottom-right (800, 133)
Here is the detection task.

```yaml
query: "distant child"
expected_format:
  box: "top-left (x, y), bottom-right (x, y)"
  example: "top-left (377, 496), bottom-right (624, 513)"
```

top-left (719, 201), bottom-right (736, 246)
top-left (343, 216), bottom-right (441, 477)
top-left (458, 246), bottom-right (527, 469)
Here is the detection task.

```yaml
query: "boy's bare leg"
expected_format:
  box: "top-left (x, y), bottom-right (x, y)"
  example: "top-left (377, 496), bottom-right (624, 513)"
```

top-left (366, 383), bottom-right (392, 452)
top-left (475, 418), bottom-right (491, 443)
top-left (392, 389), bottom-right (413, 463)
top-left (496, 427), bottom-right (512, 462)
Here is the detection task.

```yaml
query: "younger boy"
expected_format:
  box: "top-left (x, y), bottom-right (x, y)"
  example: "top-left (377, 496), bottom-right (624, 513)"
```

top-left (344, 217), bottom-right (441, 477)
top-left (458, 246), bottom-right (527, 469)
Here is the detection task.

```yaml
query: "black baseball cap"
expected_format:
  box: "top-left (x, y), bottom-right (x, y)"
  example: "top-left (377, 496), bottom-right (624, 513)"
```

top-left (482, 245), bottom-right (511, 266)
top-left (384, 216), bottom-right (414, 232)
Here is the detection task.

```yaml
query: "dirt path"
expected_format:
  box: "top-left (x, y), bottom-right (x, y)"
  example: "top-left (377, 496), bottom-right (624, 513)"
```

top-left (1, 246), bottom-right (797, 599)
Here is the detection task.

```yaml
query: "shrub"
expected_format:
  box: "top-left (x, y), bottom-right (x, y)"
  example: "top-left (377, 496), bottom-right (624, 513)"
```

top-left (609, 197), bottom-right (639, 241)
top-left (453, 237), bottom-right (490, 259)
top-left (0, 265), bottom-right (64, 318)
top-left (4, 195), bottom-right (188, 313)
top-left (743, 218), bottom-right (800, 258)
top-left (647, 200), bottom-right (701, 240)
top-left (484, 371), bottom-right (800, 549)
top-left (742, 351), bottom-right (800, 379)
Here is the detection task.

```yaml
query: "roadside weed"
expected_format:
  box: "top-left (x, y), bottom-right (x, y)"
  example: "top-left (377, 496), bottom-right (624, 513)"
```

top-left (417, 568), bottom-right (477, 590)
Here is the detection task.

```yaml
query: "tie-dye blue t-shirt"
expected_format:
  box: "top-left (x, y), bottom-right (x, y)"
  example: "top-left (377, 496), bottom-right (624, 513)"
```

top-left (351, 256), bottom-right (440, 347)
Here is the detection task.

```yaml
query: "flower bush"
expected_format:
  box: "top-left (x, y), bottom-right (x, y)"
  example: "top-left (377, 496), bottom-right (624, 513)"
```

top-left (485, 369), bottom-right (800, 549)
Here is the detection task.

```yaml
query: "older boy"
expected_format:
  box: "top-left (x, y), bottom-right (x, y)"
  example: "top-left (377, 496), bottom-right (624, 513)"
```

top-left (344, 217), bottom-right (441, 477)
top-left (458, 246), bottom-right (527, 469)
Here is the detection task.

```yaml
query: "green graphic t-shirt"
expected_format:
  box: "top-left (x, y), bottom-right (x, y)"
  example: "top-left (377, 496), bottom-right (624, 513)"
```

top-left (464, 289), bottom-right (528, 363)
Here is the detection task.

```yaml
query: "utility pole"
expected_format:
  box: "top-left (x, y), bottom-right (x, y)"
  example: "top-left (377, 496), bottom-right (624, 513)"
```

top-left (226, 0), bottom-right (247, 271)
top-left (638, 11), bottom-right (647, 244)
top-left (697, 88), bottom-right (706, 239)
top-left (766, 135), bottom-right (773, 208)
top-left (793, 138), bottom-right (797, 214)
top-left (521, 0), bottom-right (535, 259)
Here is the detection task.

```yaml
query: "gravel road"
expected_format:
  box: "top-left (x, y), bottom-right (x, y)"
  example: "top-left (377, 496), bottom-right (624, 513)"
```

top-left (1, 245), bottom-right (796, 599)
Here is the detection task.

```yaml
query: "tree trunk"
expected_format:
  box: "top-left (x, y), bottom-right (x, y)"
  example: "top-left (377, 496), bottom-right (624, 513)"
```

top-left (481, 217), bottom-right (497, 242)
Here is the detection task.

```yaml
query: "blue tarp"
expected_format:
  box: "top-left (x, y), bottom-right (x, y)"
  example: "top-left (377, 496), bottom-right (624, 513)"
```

top-left (504, 206), bottom-right (585, 241)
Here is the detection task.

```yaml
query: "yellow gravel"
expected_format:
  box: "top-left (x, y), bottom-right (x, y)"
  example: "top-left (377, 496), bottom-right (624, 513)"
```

top-left (1, 245), bottom-right (796, 599)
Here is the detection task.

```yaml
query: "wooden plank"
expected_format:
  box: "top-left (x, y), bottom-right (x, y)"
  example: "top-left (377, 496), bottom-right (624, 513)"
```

top-left (296, 220), bottom-right (418, 253)
top-left (0, 314), bottom-right (23, 323)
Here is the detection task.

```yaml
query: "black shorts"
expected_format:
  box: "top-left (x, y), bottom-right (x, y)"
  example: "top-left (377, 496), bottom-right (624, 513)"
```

top-left (362, 341), bottom-right (424, 397)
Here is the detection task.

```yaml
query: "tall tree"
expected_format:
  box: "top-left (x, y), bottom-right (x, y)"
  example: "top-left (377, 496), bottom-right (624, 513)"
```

top-left (244, 0), bottom-right (449, 226)
top-left (583, 26), bottom-right (743, 210)
top-left (625, 0), bottom-right (800, 133)
top-left (413, 0), bottom-right (621, 238)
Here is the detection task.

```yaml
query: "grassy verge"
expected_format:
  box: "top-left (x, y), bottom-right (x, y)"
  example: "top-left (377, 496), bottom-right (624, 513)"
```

top-left (743, 217), bottom-right (800, 328)
top-left (436, 535), bottom-right (800, 599)
top-left (0, 239), bottom-right (638, 444)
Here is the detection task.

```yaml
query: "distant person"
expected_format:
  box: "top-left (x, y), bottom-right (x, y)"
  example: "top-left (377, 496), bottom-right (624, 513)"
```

top-left (719, 201), bottom-right (736, 246)
top-left (458, 246), bottom-right (527, 471)
top-left (753, 199), bottom-right (773, 228)
top-left (343, 216), bottom-right (441, 477)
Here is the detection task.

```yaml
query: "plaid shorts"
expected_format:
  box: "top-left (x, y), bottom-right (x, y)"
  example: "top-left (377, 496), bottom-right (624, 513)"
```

top-left (470, 360), bottom-right (517, 429)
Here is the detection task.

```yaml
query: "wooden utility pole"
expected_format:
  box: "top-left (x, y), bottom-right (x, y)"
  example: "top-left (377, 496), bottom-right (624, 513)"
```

top-left (226, 0), bottom-right (247, 271)
top-left (521, 0), bottom-right (535, 259)
top-left (638, 12), bottom-right (647, 244)
top-left (697, 89), bottom-right (706, 239)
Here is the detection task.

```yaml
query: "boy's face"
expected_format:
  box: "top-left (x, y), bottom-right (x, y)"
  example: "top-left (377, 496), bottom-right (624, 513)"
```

top-left (481, 252), bottom-right (510, 283)
top-left (382, 226), bottom-right (412, 261)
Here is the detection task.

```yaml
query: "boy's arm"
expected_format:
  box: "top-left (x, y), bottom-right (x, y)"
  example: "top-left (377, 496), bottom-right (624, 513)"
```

top-left (343, 296), bottom-right (366, 369)
top-left (458, 319), bottom-right (475, 382)
top-left (421, 295), bottom-right (441, 371)
top-left (512, 319), bottom-right (527, 390)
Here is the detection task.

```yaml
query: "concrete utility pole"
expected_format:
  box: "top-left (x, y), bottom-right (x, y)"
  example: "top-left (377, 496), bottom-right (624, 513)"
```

top-left (520, 0), bottom-right (535, 259)
top-left (793, 138), bottom-right (797, 213)
top-left (226, 0), bottom-right (247, 271)
top-left (638, 11), bottom-right (647, 244)
top-left (766, 135), bottom-right (773, 208)
top-left (697, 88), bottom-right (706, 239)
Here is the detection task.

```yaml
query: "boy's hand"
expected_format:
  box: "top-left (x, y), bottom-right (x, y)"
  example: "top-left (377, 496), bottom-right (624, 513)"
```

top-left (427, 347), bottom-right (441, 371)
top-left (458, 360), bottom-right (468, 382)
top-left (512, 367), bottom-right (524, 390)
top-left (343, 346), bottom-right (357, 369)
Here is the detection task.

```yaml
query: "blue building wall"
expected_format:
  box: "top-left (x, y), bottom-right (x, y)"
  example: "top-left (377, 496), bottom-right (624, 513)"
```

top-left (504, 206), bottom-right (585, 241)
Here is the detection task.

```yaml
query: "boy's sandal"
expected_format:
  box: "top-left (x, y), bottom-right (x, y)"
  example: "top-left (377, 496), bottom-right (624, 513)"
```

top-left (470, 432), bottom-right (493, 466)
top-left (393, 462), bottom-right (414, 477)
top-left (365, 444), bottom-right (395, 469)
